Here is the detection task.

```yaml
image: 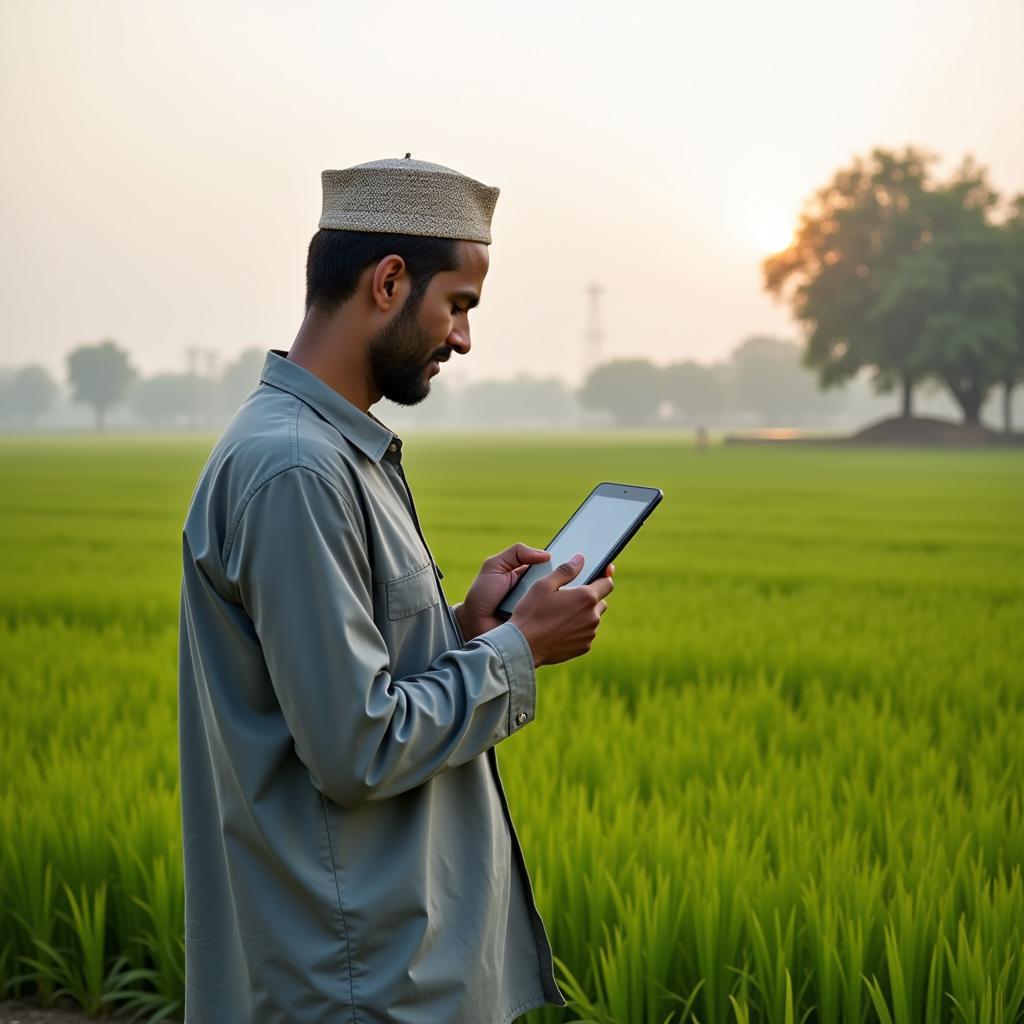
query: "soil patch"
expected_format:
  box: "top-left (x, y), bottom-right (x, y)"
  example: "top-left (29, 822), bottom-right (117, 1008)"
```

top-left (0, 1002), bottom-right (95, 1024)
top-left (0, 1001), bottom-right (173, 1024)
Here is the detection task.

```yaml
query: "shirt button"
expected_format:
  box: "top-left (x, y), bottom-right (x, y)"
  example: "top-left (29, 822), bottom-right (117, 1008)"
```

top-left (515, 711), bottom-right (528, 726)
top-left (388, 443), bottom-right (397, 453)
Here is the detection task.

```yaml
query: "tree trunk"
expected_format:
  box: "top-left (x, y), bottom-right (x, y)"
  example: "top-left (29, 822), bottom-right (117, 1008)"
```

top-left (941, 372), bottom-right (987, 426)
top-left (1004, 381), bottom-right (1014, 436)
top-left (955, 388), bottom-right (982, 425)
top-left (901, 375), bottom-right (913, 418)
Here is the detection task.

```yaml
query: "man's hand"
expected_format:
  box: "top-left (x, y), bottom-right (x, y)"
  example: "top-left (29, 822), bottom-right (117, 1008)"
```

top-left (509, 553), bottom-right (615, 668)
top-left (454, 542), bottom-right (614, 643)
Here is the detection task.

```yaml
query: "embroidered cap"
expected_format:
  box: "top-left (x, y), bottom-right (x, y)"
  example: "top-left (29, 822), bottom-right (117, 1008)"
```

top-left (318, 154), bottom-right (500, 244)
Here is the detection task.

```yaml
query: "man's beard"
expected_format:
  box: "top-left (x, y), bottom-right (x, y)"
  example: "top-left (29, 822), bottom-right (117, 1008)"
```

top-left (367, 290), bottom-right (444, 407)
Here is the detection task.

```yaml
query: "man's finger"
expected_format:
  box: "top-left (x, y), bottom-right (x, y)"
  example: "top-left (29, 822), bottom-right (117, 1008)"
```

top-left (485, 543), bottom-right (551, 571)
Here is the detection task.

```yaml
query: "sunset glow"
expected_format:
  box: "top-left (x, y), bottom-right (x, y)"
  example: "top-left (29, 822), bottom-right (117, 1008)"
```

top-left (752, 219), bottom-right (796, 256)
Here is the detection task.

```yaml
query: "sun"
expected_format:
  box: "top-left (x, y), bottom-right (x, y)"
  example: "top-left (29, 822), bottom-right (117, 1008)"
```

top-left (753, 218), bottom-right (796, 255)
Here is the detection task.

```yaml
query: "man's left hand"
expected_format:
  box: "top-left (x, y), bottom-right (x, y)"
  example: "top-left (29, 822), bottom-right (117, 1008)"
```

top-left (454, 543), bottom-right (552, 641)
top-left (455, 542), bottom-right (616, 641)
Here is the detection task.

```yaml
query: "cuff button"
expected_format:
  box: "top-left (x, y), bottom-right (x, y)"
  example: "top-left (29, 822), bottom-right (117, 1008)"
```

top-left (515, 711), bottom-right (529, 726)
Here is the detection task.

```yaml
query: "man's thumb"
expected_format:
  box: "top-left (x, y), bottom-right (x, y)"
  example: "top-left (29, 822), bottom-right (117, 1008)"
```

top-left (551, 552), bottom-right (584, 583)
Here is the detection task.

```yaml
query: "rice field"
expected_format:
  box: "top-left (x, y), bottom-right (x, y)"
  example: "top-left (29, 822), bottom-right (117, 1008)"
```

top-left (1, 433), bottom-right (1022, 1023)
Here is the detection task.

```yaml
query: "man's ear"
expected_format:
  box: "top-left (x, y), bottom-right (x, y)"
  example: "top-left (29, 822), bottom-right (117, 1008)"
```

top-left (370, 255), bottom-right (408, 312)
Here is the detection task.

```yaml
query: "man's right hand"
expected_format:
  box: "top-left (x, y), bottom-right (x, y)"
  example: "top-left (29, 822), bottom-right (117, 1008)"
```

top-left (509, 553), bottom-right (615, 668)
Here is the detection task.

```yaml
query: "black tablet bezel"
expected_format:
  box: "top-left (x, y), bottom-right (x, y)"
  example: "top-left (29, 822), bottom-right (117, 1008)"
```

top-left (494, 481), bottom-right (663, 621)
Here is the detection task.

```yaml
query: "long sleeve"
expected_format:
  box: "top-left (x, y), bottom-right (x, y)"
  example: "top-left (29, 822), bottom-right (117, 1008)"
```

top-left (449, 601), bottom-right (468, 646)
top-left (225, 465), bottom-right (536, 810)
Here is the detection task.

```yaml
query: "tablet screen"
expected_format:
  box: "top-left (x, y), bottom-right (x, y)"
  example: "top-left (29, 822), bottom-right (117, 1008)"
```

top-left (515, 493), bottom-right (644, 594)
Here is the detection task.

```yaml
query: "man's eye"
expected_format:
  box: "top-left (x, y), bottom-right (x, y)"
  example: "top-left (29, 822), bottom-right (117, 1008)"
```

top-left (452, 304), bottom-right (467, 315)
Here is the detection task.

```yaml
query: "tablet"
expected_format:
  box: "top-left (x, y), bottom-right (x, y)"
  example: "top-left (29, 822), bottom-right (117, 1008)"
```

top-left (495, 482), bottom-right (663, 621)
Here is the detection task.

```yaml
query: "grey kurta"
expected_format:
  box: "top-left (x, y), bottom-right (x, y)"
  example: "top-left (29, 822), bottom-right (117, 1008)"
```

top-left (178, 349), bottom-right (566, 1023)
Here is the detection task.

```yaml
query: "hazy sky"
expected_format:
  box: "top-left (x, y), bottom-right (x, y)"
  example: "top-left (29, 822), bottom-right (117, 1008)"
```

top-left (2, 0), bottom-right (1023, 389)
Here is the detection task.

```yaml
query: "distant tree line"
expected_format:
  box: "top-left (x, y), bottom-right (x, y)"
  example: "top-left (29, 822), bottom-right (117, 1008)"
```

top-left (0, 343), bottom-right (267, 430)
top-left (764, 145), bottom-right (1024, 432)
top-left (578, 337), bottom-right (838, 427)
top-left (1, 335), bottom-right (929, 432)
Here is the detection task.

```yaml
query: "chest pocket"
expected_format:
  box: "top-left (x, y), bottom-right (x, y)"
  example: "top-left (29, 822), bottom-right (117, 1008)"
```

top-left (385, 562), bottom-right (440, 620)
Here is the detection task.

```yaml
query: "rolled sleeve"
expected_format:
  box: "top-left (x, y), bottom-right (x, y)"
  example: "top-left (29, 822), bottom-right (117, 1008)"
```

top-left (225, 466), bottom-right (532, 810)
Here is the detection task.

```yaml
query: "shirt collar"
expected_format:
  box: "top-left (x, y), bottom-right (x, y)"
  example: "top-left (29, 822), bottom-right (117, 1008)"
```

top-left (259, 349), bottom-right (400, 464)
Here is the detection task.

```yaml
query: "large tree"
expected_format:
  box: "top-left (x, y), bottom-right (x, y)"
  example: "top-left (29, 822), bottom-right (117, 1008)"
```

top-left (868, 168), bottom-right (1016, 425)
top-left (7, 364), bottom-right (58, 426)
top-left (66, 339), bottom-right (137, 430)
top-left (764, 146), bottom-right (937, 418)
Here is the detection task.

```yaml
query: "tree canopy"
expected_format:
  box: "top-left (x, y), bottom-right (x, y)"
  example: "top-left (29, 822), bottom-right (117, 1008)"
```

top-left (764, 146), bottom-right (1024, 428)
top-left (66, 340), bottom-right (137, 430)
top-left (6, 365), bottom-right (58, 425)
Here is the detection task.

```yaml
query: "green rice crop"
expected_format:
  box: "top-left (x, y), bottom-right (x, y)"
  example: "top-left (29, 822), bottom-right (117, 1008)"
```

top-left (1, 434), bottom-right (1022, 1023)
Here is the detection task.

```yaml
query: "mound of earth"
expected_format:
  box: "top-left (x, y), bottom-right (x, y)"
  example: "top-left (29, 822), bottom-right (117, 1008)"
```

top-left (723, 416), bottom-right (1022, 447)
top-left (851, 416), bottom-right (1008, 446)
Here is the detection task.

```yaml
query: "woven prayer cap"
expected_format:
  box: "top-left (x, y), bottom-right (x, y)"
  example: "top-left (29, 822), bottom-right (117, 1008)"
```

top-left (319, 156), bottom-right (500, 243)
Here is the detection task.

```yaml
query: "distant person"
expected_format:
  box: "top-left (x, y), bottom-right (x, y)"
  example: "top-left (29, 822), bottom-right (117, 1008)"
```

top-left (177, 156), bottom-right (615, 1023)
top-left (695, 424), bottom-right (709, 451)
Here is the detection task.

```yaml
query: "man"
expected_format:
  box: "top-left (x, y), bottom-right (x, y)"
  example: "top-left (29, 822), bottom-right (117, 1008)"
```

top-left (178, 156), bottom-right (615, 1023)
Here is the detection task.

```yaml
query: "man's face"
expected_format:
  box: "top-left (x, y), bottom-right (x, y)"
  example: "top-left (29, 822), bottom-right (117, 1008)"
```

top-left (367, 241), bottom-right (488, 406)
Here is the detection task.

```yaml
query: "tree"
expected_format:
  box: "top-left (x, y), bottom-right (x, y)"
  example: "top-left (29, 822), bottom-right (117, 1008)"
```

top-left (578, 359), bottom-right (664, 426)
top-left (0, 368), bottom-right (13, 424)
top-left (1002, 195), bottom-right (1024, 433)
top-left (129, 373), bottom-right (205, 427)
top-left (66, 340), bottom-right (137, 430)
top-left (220, 348), bottom-right (266, 417)
top-left (458, 375), bottom-right (575, 428)
top-left (662, 360), bottom-right (726, 425)
top-left (764, 146), bottom-right (938, 418)
top-left (867, 161), bottom-right (1016, 425)
top-left (7, 365), bottom-right (58, 426)
top-left (730, 336), bottom-right (839, 425)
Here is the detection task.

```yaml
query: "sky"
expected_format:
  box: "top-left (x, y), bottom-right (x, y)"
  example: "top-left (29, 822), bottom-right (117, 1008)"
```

top-left (2, 0), bottom-right (1023, 390)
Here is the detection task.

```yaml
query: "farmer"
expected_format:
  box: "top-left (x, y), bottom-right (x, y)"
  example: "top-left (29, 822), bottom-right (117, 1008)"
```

top-left (177, 156), bottom-right (615, 1023)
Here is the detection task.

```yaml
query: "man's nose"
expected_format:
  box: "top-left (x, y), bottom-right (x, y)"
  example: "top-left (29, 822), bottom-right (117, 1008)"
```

top-left (447, 327), bottom-right (471, 356)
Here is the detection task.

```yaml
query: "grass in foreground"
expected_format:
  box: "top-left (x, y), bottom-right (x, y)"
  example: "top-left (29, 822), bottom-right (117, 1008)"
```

top-left (1, 434), bottom-right (1022, 1023)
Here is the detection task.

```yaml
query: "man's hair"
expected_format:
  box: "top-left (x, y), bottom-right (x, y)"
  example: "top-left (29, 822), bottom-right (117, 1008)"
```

top-left (304, 229), bottom-right (461, 315)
